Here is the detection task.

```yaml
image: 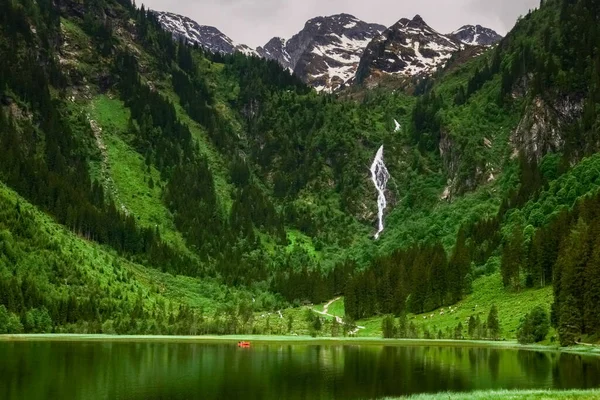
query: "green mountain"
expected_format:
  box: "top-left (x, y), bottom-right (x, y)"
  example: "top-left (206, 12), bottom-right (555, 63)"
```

top-left (0, 0), bottom-right (599, 345)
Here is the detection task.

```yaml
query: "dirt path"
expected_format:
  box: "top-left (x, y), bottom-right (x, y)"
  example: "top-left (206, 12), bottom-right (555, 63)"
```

top-left (312, 297), bottom-right (365, 335)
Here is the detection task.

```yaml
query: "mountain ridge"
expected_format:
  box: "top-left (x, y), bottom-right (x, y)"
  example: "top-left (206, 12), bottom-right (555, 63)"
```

top-left (154, 10), bottom-right (502, 91)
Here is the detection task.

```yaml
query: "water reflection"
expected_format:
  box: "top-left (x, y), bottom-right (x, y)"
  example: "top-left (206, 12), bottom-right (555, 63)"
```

top-left (0, 342), bottom-right (599, 400)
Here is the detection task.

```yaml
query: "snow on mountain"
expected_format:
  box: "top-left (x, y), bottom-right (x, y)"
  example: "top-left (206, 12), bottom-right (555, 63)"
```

top-left (257, 37), bottom-right (292, 71)
top-left (154, 10), bottom-right (502, 92)
top-left (449, 25), bottom-right (503, 46)
top-left (154, 11), bottom-right (257, 56)
top-left (258, 14), bottom-right (386, 92)
top-left (356, 15), bottom-right (463, 85)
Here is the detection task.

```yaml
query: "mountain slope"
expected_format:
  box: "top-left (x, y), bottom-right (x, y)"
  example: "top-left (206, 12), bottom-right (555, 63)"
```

top-left (449, 25), bottom-right (503, 46)
top-left (153, 10), bottom-right (502, 92)
top-left (355, 15), bottom-right (464, 85)
top-left (258, 14), bottom-right (386, 91)
top-left (2, 0), bottom-right (600, 347)
top-left (155, 11), bottom-right (256, 55)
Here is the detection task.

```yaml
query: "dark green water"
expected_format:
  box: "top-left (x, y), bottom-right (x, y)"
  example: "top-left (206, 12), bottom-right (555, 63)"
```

top-left (1, 342), bottom-right (600, 400)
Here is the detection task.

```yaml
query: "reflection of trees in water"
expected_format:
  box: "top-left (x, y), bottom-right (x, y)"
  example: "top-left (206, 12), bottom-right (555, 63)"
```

top-left (488, 349), bottom-right (500, 382)
top-left (338, 346), bottom-right (470, 398)
top-left (517, 350), bottom-right (551, 384)
top-left (552, 353), bottom-right (600, 390)
top-left (4, 343), bottom-right (600, 399)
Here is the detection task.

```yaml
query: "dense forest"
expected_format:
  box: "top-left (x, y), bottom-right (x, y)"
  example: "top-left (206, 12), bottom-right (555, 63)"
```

top-left (0, 0), bottom-right (599, 345)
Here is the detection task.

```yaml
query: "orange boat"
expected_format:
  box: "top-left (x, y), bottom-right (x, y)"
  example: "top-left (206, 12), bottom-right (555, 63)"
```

top-left (237, 341), bottom-right (251, 348)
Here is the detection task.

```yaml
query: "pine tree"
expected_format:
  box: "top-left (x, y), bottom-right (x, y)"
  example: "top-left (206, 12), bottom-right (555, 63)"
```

top-left (487, 305), bottom-right (501, 340)
top-left (501, 225), bottom-right (524, 290)
top-left (382, 315), bottom-right (396, 339)
top-left (558, 295), bottom-right (582, 346)
top-left (454, 322), bottom-right (464, 339)
top-left (397, 313), bottom-right (408, 339)
top-left (584, 241), bottom-right (600, 333)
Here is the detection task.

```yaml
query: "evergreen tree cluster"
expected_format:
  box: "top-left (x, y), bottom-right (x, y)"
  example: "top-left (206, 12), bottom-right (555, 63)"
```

top-left (500, 192), bottom-right (600, 345)
top-left (0, 0), bottom-right (198, 275)
top-left (343, 238), bottom-right (470, 320)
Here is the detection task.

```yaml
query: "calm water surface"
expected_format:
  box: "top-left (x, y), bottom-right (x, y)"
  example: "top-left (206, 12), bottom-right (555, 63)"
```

top-left (1, 341), bottom-right (600, 399)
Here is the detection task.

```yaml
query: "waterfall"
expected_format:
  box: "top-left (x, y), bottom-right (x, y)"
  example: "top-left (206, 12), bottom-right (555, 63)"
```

top-left (370, 145), bottom-right (391, 240)
top-left (394, 119), bottom-right (401, 132)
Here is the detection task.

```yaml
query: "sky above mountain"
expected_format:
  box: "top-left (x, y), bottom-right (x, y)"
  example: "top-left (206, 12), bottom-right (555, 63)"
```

top-left (141, 0), bottom-right (540, 47)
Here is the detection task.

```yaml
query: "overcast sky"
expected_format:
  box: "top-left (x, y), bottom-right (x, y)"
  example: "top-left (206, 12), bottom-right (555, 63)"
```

top-left (140, 0), bottom-right (540, 48)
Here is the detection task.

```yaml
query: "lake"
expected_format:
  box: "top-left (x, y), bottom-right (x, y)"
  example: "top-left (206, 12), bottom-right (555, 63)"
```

top-left (1, 340), bottom-right (600, 399)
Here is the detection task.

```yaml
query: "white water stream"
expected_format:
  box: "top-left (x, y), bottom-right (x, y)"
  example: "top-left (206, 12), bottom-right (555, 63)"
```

top-left (370, 145), bottom-right (391, 240)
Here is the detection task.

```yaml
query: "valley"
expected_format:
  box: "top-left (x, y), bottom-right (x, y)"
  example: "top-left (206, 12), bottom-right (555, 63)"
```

top-left (1, 0), bottom-right (600, 397)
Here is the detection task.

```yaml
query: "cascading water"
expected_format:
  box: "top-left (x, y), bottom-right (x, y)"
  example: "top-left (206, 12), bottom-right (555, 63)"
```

top-left (394, 119), bottom-right (401, 132)
top-left (370, 145), bottom-right (391, 240)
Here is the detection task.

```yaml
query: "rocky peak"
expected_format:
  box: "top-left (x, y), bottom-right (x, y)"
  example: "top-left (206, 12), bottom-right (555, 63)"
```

top-left (356, 15), bottom-right (462, 85)
top-left (397, 14), bottom-right (427, 28)
top-left (450, 25), bottom-right (503, 46)
top-left (258, 14), bottom-right (386, 92)
top-left (154, 11), bottom-right (256, 56)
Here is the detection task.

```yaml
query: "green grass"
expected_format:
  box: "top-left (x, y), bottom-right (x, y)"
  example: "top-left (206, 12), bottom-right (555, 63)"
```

top-left (354, 273), bottom-right (553, 340)
top-left (286, 229), bottom-right (320, 258)
top-left (388, 389), bottom-right (600, 400)
top-left (326, 298), bottom-right (345, 317)
top-left (89, 95), bottom-right (193, 254)
top-left (157, 86), bottom-right (234, 213)
top-left (59, 18), bottom-right (98, 77)
top-left (0, 182), bottom-right (244, 320)
top-left (314, 297), bottom-right (345, 318)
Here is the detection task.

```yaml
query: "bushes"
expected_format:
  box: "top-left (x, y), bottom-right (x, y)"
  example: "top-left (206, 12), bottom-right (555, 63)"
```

top-left (517, 306), bottom-right (550, 344)
top-left (24, 307), bottom-right (53, 333)
top-left (382, 315), bottom-right (397, 338)
top-left (0, 305), bottom-right (23, 333)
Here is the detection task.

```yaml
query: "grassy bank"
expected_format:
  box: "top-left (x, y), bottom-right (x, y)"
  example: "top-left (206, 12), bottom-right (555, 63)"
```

top-left (1, 335), bottom-right (599, 354)
top-left (389, 389), bottom-right (600, 399)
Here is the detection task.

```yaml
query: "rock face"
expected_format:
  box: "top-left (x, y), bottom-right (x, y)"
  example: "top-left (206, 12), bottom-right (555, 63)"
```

top-left (154, 10), bottom-right (503, 91)
top-left (449, 25), bottom-right (503, 46)
top-left (258, 37), bottom-right (291, 69)
top-left (154, 11), bottom-right (256, 56)
top-left (356, 15), bottom-right (463, 85)
top-left (258, 14), bottom-right (386, 91)
top-left (512, 96), bottom-right (584, 162)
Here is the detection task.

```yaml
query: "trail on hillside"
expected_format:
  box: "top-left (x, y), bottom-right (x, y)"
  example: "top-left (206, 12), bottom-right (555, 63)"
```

top-left (312, 297), bottom-right (365, 335)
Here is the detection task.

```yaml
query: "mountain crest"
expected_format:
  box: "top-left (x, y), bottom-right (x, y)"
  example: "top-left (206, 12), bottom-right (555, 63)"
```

top-left (450, 24), bottom-right (503, 46)
top-left (258, 14), bottom-right (386, 92)
top-left (356, 14), bottom-right (461, 85)
top-left (155, 11), bottom-right (256, 56)
top-left (155, 10), bottom-right (503, 91)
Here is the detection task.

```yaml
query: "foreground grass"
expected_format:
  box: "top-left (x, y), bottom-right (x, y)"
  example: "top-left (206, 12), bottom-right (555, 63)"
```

top-left (389, 389), bottom-right (600, 400)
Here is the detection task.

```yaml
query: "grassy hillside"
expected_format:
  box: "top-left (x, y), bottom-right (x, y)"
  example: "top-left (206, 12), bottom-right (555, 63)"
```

top-left (1, 0), bottom-right (600, 343)
top-left (355, 274), bottom-right (553, 340)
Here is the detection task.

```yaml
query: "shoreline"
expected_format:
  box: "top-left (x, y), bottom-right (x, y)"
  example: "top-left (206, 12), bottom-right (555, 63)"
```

top-left (387, 389), bottom-right (600, 400)
top-left (1, 334), bottom-right (599, 355)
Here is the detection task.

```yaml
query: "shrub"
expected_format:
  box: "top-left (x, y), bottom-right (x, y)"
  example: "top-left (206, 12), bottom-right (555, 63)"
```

top-left (517, 305), bottom-right (550, 344)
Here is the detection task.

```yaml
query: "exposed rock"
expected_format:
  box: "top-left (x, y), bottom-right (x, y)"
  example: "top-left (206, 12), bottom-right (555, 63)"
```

top-left (356, 15), bottom-right (462, 85)
top-left (153, 10), bottom-right (501, 92)
top-left (512, 95), bottom-right (584, 162)
top-left (258, 14), bottom-right (386, 92)
top-left (449, 25), bottom-right (503, 46)
top-left (154, 11), bottom-right (257, 56)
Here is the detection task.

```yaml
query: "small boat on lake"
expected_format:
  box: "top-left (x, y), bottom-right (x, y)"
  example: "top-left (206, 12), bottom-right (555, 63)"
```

top-left (237, 341), bottom-right (251, 348)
